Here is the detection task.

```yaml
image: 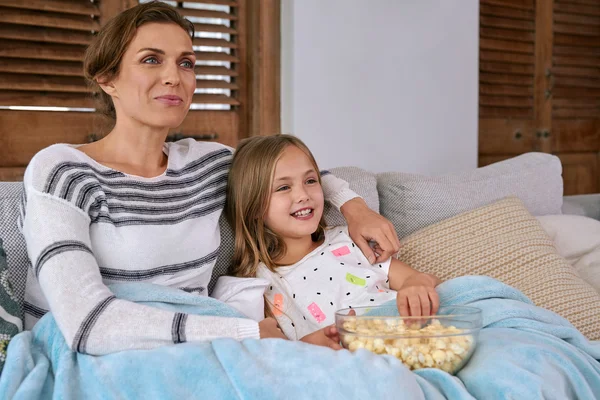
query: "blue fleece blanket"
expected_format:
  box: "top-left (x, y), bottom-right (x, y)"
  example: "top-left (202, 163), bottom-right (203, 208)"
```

top-left (1, 276), bottom-right (599, 400)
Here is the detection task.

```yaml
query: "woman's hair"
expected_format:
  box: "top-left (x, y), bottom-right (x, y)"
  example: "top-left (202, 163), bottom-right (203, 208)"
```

top-left (226, 134), bottom-right (327, 279)
top-left (83, 1), bottom-right (194, 123)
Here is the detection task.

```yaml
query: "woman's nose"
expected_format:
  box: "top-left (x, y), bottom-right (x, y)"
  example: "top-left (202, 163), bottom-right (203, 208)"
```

top-left (162, 62), bottom-right (181, 86)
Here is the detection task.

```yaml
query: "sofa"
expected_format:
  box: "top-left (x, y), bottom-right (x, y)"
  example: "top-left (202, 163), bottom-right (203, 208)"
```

top-left (0, 152), bottom-right (599, 399)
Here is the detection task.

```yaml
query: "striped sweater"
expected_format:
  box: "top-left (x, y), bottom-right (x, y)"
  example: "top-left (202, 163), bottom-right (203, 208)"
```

top-left (19, 138), bottom-right (358, 355)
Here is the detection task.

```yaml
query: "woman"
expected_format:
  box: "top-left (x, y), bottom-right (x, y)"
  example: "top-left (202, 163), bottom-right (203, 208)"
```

top-left (19, 1), bottom-right (400, 355)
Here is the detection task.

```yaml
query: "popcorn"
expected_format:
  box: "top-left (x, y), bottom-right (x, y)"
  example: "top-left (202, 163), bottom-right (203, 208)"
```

top-left (340, 317), bottom-right (475, 374)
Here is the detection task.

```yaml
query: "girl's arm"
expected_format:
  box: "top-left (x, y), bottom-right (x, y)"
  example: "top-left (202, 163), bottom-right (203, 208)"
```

top-left (321, 172), bottom-right (401, 265)
top-left (388, 258), bottom-right (441, 317)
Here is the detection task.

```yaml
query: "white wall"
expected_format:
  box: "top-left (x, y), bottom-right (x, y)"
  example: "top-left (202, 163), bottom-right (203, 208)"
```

top-left (281, 0), bottom-right (479, 175)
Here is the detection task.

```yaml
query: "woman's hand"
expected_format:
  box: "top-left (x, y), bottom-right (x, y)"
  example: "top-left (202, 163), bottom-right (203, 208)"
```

top-left (341, 197), bottom-right (401, 264)
top-left (300, 324), bottom-right (343, 350)
top-left (259, 317), bottom-right (288, 339)
top-left (396, 279), bottom-right (440, 317)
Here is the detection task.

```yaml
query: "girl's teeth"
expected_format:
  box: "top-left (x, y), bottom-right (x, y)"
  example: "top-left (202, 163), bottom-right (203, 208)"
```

top-left (293, 209), bottom-right (312, 217)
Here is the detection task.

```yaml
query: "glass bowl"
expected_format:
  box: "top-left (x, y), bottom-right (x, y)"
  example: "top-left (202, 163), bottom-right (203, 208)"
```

top-left (335, 305), bottom-right (482, 374)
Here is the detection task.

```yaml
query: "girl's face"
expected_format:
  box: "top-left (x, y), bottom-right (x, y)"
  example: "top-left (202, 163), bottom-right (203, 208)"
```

top-left (264, 145), bottom-right (324, 242)
top-left (102, 22), bottom-right (197, 129)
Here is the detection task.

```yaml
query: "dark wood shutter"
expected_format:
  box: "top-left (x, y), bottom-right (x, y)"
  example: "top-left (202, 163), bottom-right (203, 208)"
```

top-left (479, 0), bottom-right (600, 195)
top-left (0, 0), bottom-right (280, 181)
top-left (0, 0), bottom-right (105, 180)
top-left (551, 0), bottom-right (600, 195)
top-left (479, 0), bottom-right (537, 161)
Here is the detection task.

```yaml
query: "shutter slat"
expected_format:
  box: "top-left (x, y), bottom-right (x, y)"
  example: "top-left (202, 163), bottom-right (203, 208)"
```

top-left (0, 73), bottom-right (88, 93)
top-left (480, 0), bottom-right (534, 11)
top-left (480, 62), bottom-right (535, 75)
top-left (553, 55), bottom-right (600, 67)
top-left (480, 83), bottom-right (533, 96)
top-left (0, 40), bottom-right (86, 61)
top-left (480, 95), bottom-right (533, 107)
top-left (480, 38), bottom-right (534, 54)
top-left (554, 76), bottom-right (600, 89)
top-left (554, 33), bottom-right (600, 47)
top-left (479, 106), bottom-right (533, 118)
top-left (0, 90), bottom-right (94, 108)
top-left (192, 94), bottom-right (240, 105)
top-left (195, 51), bottom-right (239, 62)
top-left (554, 2), bottom-right (600, 17)
top-left (0, 7), bottom-right (100, 31)
top-left (480, 4), bottom-right (534, 20)
top-left (195, 65), bottom-right (238, 76)
top-left (0, 58), bottom-right (83, 77)
top-left (554, 45), bottom-right (600, 56)
top-left (554, 12), bottom-right (600, 26)
top-left (192, 23), bottom-right (236, 34)
top-left (553, 87), bottom-right (600, 97)
top-left (179, 9), bottom-right (237, 21)
top-left (0, 0), bottom-right (100, 16)
top-left (480, 26), bottom-right (535, 43)
top-left (480, 72), bottom-right (533, 86)
top-left (553, 108), bottom-right (600, 118)
top-left (0, 25), bottom-right (92, 45)
top-left (552, 66), bottom-right (600, 79)
top-left (554, 22), bottom-right (600, 36)
top-left (196, 80), bottom-right (238, 89)
top-left (553, 97), bottom-right (600, 108)
top-left (480, 15), bottom-right (534, 31)
top-left (480, 50), bottom-right (534, 65)
top-left (192, 38), bottom-right (238, 49)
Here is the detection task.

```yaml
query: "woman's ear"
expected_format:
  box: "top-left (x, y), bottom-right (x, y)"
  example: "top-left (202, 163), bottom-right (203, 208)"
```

top-left (97, 76), bottom-right (118, 98)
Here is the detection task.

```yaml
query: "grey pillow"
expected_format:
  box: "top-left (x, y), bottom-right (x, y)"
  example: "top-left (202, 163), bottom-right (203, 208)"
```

top-left (0, 239), bottom-right (23, 373)
top-left (209, 167), bottom-right (379, 293)
top-left (377, 152), bottom-right (564, 238)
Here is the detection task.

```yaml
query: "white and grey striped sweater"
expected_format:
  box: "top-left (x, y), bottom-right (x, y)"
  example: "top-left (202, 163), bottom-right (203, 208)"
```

top-left (19, 138), bottom-right (357, 355)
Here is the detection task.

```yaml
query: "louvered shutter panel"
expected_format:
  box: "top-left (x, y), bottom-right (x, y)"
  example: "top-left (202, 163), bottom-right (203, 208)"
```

top-left (0, 1), bottom-right (98, 109)
top-left (0, 0), bottom-right (107, 180)
top-left (479, 0), bottom-right (537, 158)
top-left (147, 0), bottom-right (244, 147)
top-left (551, 0), bottom-right (600, 195)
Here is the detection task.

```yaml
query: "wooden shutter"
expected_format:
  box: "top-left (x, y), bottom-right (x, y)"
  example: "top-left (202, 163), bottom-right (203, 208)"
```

top-left (479, 0), bottom-right (537, 159)
top-left (0, 0), bottom-right (280, 182)
top-left (0, 0), bottom-right (108, 180)
top-left (551, 0), bottom-right (600, 195)
top-left (479, 0), bottom-right (600, 195)
top-left (148, 0), bottom-right (246, 148)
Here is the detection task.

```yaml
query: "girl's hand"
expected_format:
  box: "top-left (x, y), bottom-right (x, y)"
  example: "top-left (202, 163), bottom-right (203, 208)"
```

top-left (396, 283), bottom-right (440, 317)
top-left (340, 198), bottom-right (401, 264)
top-left (259, 317), bottom-right (288, 339)
top-left (300, 324), bottom-right (343, 350)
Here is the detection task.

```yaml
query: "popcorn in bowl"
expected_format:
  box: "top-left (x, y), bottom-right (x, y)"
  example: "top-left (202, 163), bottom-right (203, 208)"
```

top-left (335, 305), bottom-right (482, 374)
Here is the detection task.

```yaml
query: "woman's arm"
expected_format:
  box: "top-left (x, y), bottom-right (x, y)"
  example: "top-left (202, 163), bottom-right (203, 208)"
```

top-left (22, 186), bottom-right (259, 355)
top-left (321, 172), bottom-right (401, 264)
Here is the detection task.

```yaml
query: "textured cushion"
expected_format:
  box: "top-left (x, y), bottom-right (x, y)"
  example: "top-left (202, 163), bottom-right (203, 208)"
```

top-left (210, 167), bottom-right (379, 293)
top-left (0, 182), bottom-right (28, 306)
top-left (0, 239), bottom-right (23, 373)
top-left (397, 197), bottom-right (600, 340)
top-left (378, 152), bottom-right (564, 238)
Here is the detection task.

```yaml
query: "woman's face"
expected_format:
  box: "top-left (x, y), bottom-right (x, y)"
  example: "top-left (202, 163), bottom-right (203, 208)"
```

top-left (103, 22), bottom-right (197, 129)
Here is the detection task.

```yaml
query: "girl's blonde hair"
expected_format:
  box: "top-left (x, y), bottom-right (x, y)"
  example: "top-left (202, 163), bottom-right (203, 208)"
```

top-left (226, 134), bottom-right (326, 279)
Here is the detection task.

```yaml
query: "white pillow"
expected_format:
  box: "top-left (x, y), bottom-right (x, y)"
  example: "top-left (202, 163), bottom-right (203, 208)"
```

top-left (537, 214), bottom-right (600, 293)
top-left (211, 276), bottom-right (269, 322)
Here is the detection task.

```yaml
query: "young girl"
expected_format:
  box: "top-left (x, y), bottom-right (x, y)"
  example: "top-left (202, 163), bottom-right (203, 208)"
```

top-left (227, 135), bottom-right (441, 349)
